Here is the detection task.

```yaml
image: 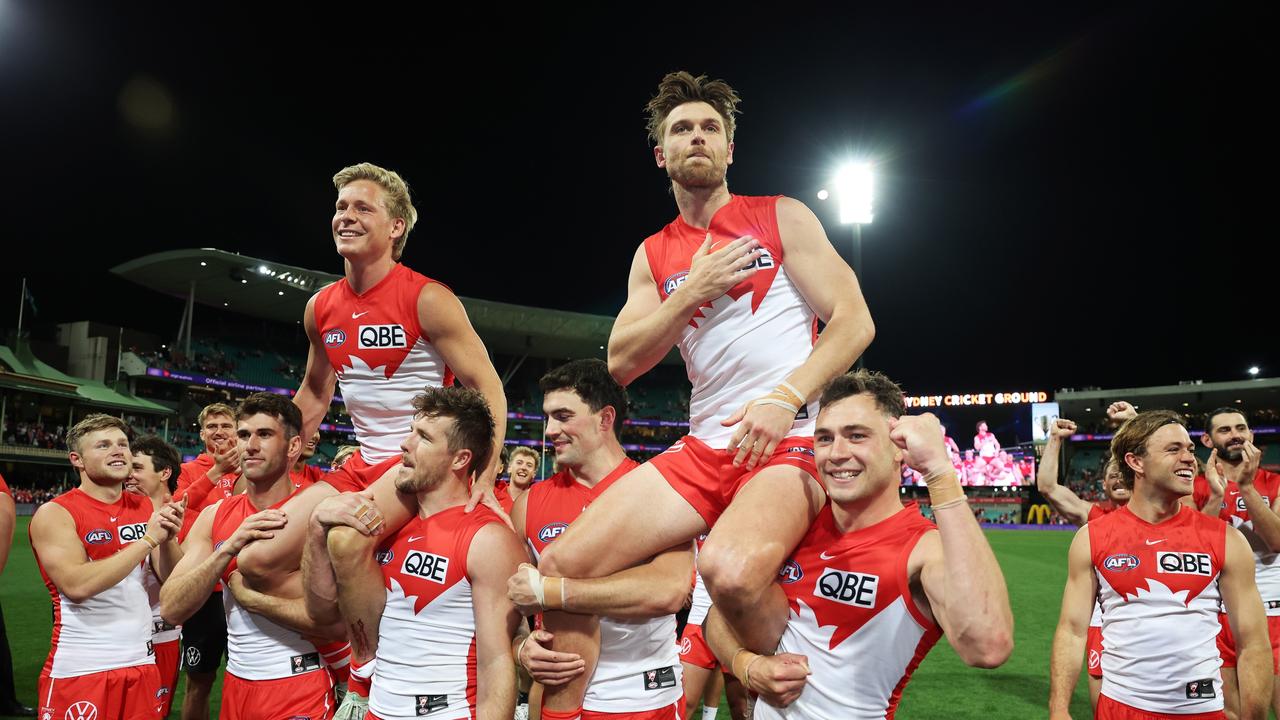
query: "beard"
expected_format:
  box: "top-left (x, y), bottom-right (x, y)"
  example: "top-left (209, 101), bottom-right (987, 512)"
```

top-left (1213, 439), bottom-right (1246, 462)
top-left (668, 156), bottom-right (727, 189)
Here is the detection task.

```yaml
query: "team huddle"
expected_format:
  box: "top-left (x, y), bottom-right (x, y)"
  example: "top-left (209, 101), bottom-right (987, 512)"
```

top-left (17, 70), bottom-right (1257, 720)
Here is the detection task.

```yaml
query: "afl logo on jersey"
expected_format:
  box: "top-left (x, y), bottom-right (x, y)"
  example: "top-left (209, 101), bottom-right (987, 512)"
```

top-left (538, 522), bottom-right (569, 543)
top-left (323, 329), bottom-right (347, 348)
top-left (1103, 554), bottom-right (1140, 571)
top-left (778, 559), bottom-right (803, 584)
top-left (662, 271), bottom-right (689, 296)
top-left (84, 529), bottom-right (113, 545)
top-left (375, 549), bottom-right (395, 566)
top-left (358, 324), bottom-right (408, 349)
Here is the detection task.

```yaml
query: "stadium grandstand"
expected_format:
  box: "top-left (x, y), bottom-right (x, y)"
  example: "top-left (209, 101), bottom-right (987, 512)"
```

top-left (2, 248), bottom-right (1277, 527)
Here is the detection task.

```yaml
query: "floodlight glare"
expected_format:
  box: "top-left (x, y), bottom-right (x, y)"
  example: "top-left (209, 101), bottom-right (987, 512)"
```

top-left (817, 189), bottom-right (829, 201)
top-left (258, 265), bottom-right (271, 275)
top-left (834, 162), bottom-right (874, 225)
top-left (1249, 366), bottom-right (1260, 376)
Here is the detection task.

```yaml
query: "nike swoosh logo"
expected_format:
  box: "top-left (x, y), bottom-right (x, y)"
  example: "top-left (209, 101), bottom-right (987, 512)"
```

top-left (819, 551), bottom-right (838, 560)
top-left (352, 311), bottom-right (370, 319)
top-left (1145, 539), bottom-right (1166, 545)
top-left (407, 536), bottom-right (425, 543)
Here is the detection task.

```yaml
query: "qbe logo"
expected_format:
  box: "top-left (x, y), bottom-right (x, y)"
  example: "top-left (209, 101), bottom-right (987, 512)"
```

top-left (1157, 551), bottom-right (1213, 577)
top-left (778, 559), bottom-right (803, 584)
top-left (323, 329), bottom-right (346, 348)
top-left (118, 522), bottom-right (148, 544)
top-left (1103, 554), bottom-right (1140, 572)
top-left (84, 529), bottom-right (113, 545)
top-left (375, 549), bottom-right (395, 566)
top-left (402, 550), bottom-right (449, 583)
top-left (538, 522), bottom-right (568, 543)
top-left (662, 271), bottom-right (688, 296)
top-left (815, 568), bottom-right (879, 608)
top-left (358, 324), bottom-right (407, 349)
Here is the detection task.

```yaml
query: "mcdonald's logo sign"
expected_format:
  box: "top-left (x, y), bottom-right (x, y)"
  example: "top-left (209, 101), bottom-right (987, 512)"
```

top-left (1027, 504), bottom-right (1052, 524)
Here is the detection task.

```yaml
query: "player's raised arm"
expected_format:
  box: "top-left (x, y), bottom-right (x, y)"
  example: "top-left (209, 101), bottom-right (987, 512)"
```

top-left (294, 294), bottom-right (338, 443)
top-left (1048, 528), bottom-right (1096, 719)
top-left (1037, 419), bottom-right (1095, 526)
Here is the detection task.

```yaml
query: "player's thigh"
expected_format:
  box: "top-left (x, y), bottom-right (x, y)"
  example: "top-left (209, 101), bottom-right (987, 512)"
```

top-left (539, 462), bottom-right (706, 579)
top-left (1088, 675), bottom-right (1101, 710)
top-left (699, 464), bottom-right (824, 590)
top-left (680, 663), bottom-right (713, 717)
top-left (238, 481), bottom-right (338, 580)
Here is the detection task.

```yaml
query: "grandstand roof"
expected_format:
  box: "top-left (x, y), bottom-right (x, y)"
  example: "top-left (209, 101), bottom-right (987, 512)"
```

top-left (0, 343), bottom-right (173, 414)
top-left (1056, 378), bottom-right (1280, 417)
top-left (111, 249), bottom-right (677, 363)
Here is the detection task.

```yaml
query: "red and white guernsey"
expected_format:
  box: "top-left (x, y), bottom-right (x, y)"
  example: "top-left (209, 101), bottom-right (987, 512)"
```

top-left (1087, 502), bottom-right (1123, 631)
top-left (688, 534), bottom-right (712, 628)
top-left (1193, 469), bottom-right (1280, 615)
top-left (143, 558), bottom-right (181, 646)
top-left (644, 195), bottom-right (818, 447)
top-left (314, 263), bottom-right (455, 462)
top-left (211, 493), bottom-right (326, 681)
top-left (370, 505), bottom-right (505, 720)
top-left (1090, 505), bottom-right (1226, 714)
top-left (32, 489), bottom-right (155, 678)
top-left (762, 503), bottom-right (940, 720)
top-left (524, 459), bottom-right (685, 713)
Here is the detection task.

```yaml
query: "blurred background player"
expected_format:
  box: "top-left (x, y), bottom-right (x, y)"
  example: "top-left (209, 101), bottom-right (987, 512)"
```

top-left (508, 446), bottom-right (540, 505)
top-left (0, 471), bottom-right (33, 717)
top-left (704, 370), bottom-right (1013, 718)
top-left (291, 431), bottom-right (326, 488)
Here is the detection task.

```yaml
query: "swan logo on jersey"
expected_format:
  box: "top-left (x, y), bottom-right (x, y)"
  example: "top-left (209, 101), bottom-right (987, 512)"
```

top-left (84, 529), bottom-right (113, 545)
top-left (358, 324), bottom-right (407, 349)
top-left (118, 522), bottom-right (148, 543)
top-left (778, 559), bottom-right (803, 584)
top-left (1157, 551), bottom-right (1212, 577)
top-left (538, 522), bottom-right (569, 543)
top-left (375, 549), bottom-right (395, 565)
top-left (65, 701), bottom-right (97, 720)
top-left (816, 568), bottom-right (879, 608)
top-left (662, 271), bottom-right (689, 296)
top-left (402, 550), bottom-right (449, 583)
top-left (1103, 554), bottom-right (1140, 571)
top-left (323, 329), bottom-right (347, 348)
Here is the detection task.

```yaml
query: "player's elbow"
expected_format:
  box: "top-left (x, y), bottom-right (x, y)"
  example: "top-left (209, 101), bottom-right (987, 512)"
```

top-left (60, 583), bottom-right (95, 605)
top-left (326, 525), bottom-right (378, 570)
top-left (956, 628), bottom-right (1014, 669)
top-left (606, 350), bottom-right (638, 388)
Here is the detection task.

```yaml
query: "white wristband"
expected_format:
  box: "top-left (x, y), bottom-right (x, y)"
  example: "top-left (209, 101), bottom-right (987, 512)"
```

top-left (524, 564), bottom-right (546, 609)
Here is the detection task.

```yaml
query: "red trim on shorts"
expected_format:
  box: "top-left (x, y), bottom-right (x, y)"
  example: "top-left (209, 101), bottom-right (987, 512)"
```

top-left (1096, 693), bottom-right (1225, 719)
top-left (581, 701), bottom-right (683, 719)
top-left (1216, 612), bottom-right (1280, 673)
top-left (677, 623), bottom-right (718, 670)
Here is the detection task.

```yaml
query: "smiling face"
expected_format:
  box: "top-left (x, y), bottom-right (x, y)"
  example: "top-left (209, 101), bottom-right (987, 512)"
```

top-left (200, 412), bottom-right (236, 454)
top-left (813, 394), bottom-right (903, 507)
top-left (332, 179), bottom-right (405, 263)
top-left (1128, 423), bottom-right (1199, 497)
top-left (1203, 411), bottom-right (1252, 462)
top-left (542, 389), bottom-right (611, 472)
top-left (70, 428), bottom-right (132, 486)
top-left (654, 101), bottom-right (734, 190)
top-left (508, 452), bottom-right (537, 489)
top-left (1102, 460), bottom-right (1130, 504)
top-left (127, 451), bottom-right (170, 500)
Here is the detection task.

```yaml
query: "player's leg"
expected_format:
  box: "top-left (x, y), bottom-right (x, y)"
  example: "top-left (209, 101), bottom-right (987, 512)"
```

top-left (180, 591), bottom-right (227, 720)
top-left (680, 663), bottom-right (712, 720)
top-left (537, 463), bottom-right (708, 717)
top-left (326, 462), bottom-right (416, 664)
top-left (697, 463), bottom-right (825, 652)
top-left (1087, 676), bottom-right (1100, 711)
top-left (722, 673), bottom-right (751, 720)
top-left (698, 670), bottom-right (723, 720)
top-left (237, 480), bottom-right (339, 593)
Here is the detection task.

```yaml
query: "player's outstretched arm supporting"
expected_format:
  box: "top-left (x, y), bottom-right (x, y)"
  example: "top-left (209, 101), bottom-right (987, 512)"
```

top-left (704, 604), bottom-right (808, 709)
top-left (508, 542), bottom-right (693, 620)
top-left (31, 500), bottom-right (177, 604)
top-left (294, 296), bottom-right (339, 444)
top-left (1222, 526), bottom-right (1271, 720)
top-left (1048, 528), bottom-right (1096, 720)
top-left (418, 284), bottom-right (507, 511)
top-left (300, 502), bottom-right (345, 627)
top-left (609, 235), bottom-right (764, 387)
top-left (226, 570), bottom-right (345, 640)
top-left (470, 523), bottom-right (525, 720)
top-left (161, 506), bottom-right (285, 625)
top-left (1036, 420), bottom-right (1093, 526)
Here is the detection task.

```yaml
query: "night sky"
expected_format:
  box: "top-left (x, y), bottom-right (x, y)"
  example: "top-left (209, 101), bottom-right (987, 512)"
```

top-left (2, 2), bottom-right (1273, 397)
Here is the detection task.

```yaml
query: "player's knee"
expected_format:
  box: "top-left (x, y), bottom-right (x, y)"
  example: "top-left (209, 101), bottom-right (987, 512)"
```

top-left (698, 542), bottom-right (773, 604)
top-left (326, 524), bottom-right (377, 568)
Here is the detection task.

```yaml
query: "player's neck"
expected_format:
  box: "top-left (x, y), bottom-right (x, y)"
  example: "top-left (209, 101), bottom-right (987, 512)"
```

top-left (830, 489), bottom-right (904, 534)
top-left (78, 475), bottom-right (124, 504)
top-left (672, 182), bottom-right (732, 229)
top-left (566, 444), bottom-right (628, 489)
top-left (415, 477), bottom-right (470, 518)
top-left (147, 490), bottom-right (171, 509)
top-left (1127, 482), bottom-right (1183, 524)
top-left (245, 474), bottom-right (292, 511)
top-left (344, 255), bottom-right (397, 294)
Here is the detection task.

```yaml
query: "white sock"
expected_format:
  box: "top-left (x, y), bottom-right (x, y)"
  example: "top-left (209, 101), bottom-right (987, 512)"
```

top-left (702, 705), bottom-right (717, 720)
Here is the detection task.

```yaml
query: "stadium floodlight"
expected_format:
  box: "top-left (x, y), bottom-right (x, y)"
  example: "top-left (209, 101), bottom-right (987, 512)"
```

top-left (1249, 366), bottom-right (1260, 376)
top-left (258, 264), bottom-right (271, 275)
top-left (834, 162), bottom-right (874, 225)
top-left (817, 189), bottom-right (829, 201)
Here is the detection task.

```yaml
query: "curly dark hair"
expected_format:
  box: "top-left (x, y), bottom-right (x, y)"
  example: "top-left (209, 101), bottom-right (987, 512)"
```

top-left (412, 386), bottom-right (496, 476)
top-left (645, 71), bottom-right (742, 146)
top-left (819, 370), bottom-right (906, 418)
top-left (238, 392), bottom-right (302, 439)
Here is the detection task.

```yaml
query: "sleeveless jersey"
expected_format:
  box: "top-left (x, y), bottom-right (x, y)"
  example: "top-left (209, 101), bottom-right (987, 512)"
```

top-left (369, 505), bottom-right (505, 720)
top-left (1090, 505), bottom-right (1226, 714)
top-left (1193, 470), bottom-right (1280, 615)
top-left (212, 492), bottom-right (323, 681)
top-left (760, 503), bottom-right (940, 720)
top-left (143, 557), bottom-right (181, 645)
top-left (688, 533), bottom-right (712, 627)
top-left (175, 453), bottom-right (238, 542)
top-left (524, 458), bottom-right (684, 712)
top-left (643, 195), bottom-right (818, 446)
top-left (313, 263), bottom-right (455, 462)
top-left (1087, 502), bottom-right (1122, 629)
top-left (32, 488), bottom-right (155, 678)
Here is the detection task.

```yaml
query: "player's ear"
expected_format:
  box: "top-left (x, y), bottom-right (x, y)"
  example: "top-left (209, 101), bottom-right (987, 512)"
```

top-left (726, 140), bottom-right (734, 166)
top-left (1199, 433), bottom-right (1214, 450)
top-left (654, 144), bottom-right (666, 168)
top-left (68, 450), bottom-right (84, 472)
top-left (1124, 452), bottom-right (1143, 478)
top-left (389, 217), bottom-right (406, 241)
top-left (452, 448), bottom-right (473, 474)
top-left (599, 406), bottom-right (616, 434)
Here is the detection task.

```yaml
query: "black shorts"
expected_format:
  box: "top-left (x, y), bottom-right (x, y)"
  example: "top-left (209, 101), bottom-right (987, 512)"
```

top-left (181, 591), bottom-right (226, 674)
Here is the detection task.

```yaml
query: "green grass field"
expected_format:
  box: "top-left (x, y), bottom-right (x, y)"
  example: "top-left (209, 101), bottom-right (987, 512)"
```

top-left (0, 520), bottom-right (1091, 719)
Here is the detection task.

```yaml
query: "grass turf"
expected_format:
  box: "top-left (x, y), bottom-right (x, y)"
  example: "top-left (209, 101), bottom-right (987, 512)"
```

top-left (1, 520), bottom-right (1090, 719)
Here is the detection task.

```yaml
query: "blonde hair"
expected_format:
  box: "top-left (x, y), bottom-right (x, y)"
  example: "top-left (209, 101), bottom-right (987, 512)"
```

top-left (197, 403), bottom-right (236, 427)
top-left (67, 414), bottom-right (129, 454)
top-left (333, 162), bottom-right (419, 261)
top-left (331, 445), bottom-right (360, 471)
